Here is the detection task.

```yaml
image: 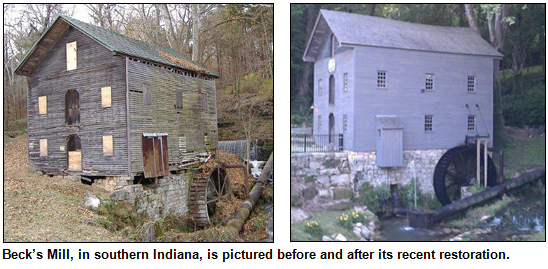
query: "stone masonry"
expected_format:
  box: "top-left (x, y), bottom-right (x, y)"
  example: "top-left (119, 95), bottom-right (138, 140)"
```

top-left (94, 174), bottom-right (189, 219)
top-left (291, 149), bottom-right (446, 209)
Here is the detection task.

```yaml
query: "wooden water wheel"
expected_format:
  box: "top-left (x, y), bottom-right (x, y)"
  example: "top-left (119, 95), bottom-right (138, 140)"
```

top-left (433, 145), bottom-right (497, 206)
top-left (189, 164), bottom-right (231, 226)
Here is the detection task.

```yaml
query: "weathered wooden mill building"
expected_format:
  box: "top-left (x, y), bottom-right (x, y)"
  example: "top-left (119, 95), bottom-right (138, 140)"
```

top-left (16, 15), bottom-right (219, 179)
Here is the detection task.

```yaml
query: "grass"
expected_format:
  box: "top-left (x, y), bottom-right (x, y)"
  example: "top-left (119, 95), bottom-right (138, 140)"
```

top-left (503, 135), bottom-right (546, 167)
top-left (291, 210), bottom-right (361, 241)
top-left (500, 65), bottom-right (544, 81)
top-left (528, 229), bottom-right (546, 241)
top-left (3, 137), bottom-right (128, 242)
top-left (442, 198), bottom-right (513, 228)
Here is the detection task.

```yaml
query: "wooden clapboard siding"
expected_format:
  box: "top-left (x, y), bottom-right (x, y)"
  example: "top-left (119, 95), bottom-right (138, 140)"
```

top-left (27, 28), bottom-right (129, 175)
top-left (126, 59), bottom-right (218, 173)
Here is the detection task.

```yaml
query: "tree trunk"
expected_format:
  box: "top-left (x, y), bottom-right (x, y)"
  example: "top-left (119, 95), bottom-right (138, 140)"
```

top-left (464, 4), bottom-right (481, 35)
top-left (369, 4), bottom-right (377, 16)
top-left (493, 59), bottom-right (507, 147)
top-left (297, 4), bottom-right (316, 115)
top-left (191, 4), bottom-right (201, 62)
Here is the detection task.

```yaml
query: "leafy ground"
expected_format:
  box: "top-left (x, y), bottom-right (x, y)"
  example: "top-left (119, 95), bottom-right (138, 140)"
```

top-left (3, 136), bottom-right (127, 242)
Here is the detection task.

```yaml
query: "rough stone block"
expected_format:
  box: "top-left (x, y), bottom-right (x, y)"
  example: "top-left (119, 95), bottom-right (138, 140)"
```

top-left (333, 186), bottom-right (354, 200)
top-left (331, 174), bottom-right (350, 185)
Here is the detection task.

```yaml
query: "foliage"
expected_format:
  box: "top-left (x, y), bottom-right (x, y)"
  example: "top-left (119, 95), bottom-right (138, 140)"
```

top-left (304, 220), bottom-right (322, 236)
top-left (503, 135), bottom-right (546, 167)
top-left (398, 180), bottom-right (442, 210)
top-left (356, 183), bottom-right (391, 214)
top-left (338, 213), bottom-right (352, 228)
top-left (502, 83), bottom-right (545, 127)
top-left (351, 210), bottom-right (366, 223)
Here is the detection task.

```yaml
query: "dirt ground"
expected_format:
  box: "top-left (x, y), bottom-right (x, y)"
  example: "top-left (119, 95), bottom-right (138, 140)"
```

top-left (3, 137), bottom-right (127, 242)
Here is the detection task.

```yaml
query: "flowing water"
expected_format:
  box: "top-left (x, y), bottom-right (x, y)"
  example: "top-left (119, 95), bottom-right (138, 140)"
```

top-left (218, 140), bottom-right (259, 160)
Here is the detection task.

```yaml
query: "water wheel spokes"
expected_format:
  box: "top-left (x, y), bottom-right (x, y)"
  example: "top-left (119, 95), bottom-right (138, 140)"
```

top-left (190, 164), bottom-right (231, 227)
top-left (434, 145), bottom-right (498, 206)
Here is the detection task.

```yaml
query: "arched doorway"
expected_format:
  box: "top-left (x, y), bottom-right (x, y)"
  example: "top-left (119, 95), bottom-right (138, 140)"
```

top-left (329, 75), bottom-right (335, 105)
top-left (329, 113), bottom-right (335, 143)
top-left (65, 89), bottom-right (80, 125)
top-left (67, 134), bottom-right (82, 171)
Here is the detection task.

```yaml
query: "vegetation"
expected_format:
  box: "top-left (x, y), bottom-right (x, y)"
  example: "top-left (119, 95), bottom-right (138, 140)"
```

top-left (356, 183), bottom-right (391, 214)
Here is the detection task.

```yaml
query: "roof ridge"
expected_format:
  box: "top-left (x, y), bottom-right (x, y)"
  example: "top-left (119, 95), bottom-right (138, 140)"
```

top-left (320, 9), bottom-right (472, 30)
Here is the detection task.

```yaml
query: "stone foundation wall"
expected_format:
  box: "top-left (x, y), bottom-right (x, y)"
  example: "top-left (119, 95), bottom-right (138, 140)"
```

top-left (96, 174), bottom-right (189, 219)
top-left (291, 149), bottom-right (446, 209)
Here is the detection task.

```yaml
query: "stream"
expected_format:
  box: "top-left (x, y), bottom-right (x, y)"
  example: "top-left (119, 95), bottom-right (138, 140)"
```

top-left (378, 194), bottom-right (545, 241)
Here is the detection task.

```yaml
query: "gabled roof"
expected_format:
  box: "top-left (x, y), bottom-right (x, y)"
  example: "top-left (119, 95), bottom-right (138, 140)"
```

top-left (303, 9), bottom-right (503, 62)
top-left (16, 15), bottom-right (219, 78)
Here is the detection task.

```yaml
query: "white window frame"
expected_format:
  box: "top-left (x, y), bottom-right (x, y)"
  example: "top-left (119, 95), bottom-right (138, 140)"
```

top-left (425, 115), bottom-right (433, 132)
top-left (467, 76), bottom-right (476, 92)
top-left (425, 73), bottom-right (434, 91)
top-left (343, 73), bottom-right (348, 92)
top-left (467, 115), bottom-right (476, 132)
top-left (377, 71), bottom-right (387, 89)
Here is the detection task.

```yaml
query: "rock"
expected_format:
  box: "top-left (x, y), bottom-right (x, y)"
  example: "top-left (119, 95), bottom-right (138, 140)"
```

top-left (450, 236), bottom-right (462, 241)
top-left (331, 174), bottom-right (350, 185)
top-left (368, 221), bottom-right (376, 231)
top-left (140, 222), bottom-right (158, 242)
top-left (355, 222), bottom-right (362, 228)
top-left (502, 194), bottom-right (511, 201)
top-left (334, 233), bottom-right (347, 241)
top-left (442, 228), bottom-right (452, 234)
top-left (361, 226), bottom-right (371, 240)
top-left (480, 215), bottom-right (493, 223)
top-left (451, 228), bottom-right (460, 234)
top-left (290, 208), bottom-right (309, 223)
top-left (84, 191), bottom-right (100, 210)
top-left (324, 201), bottom-right (353, 211)
top-left (318, 189), bottom-right (332, 198)
top-left (353, 227), bottom-right (362, 238)
top-left (302, 186), bottom-right (318, 200)
top-left (333, 186), bottom-right (353, 200)
top-left (322, 235), bottom-right (333, 241)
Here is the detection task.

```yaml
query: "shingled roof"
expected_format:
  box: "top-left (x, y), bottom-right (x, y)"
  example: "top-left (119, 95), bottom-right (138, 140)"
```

top-left (303, 9), bottom-right (503, 61)
top-left (16, 15), bottom-right (219, 77)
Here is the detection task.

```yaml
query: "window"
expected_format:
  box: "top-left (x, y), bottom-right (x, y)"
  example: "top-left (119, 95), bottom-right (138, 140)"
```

top-left (329, 75), bottom-right (335, 105)
top-left (38, 96), bottom-right (47, 115)
top-left (467, 115), bottom-right (476, 131)
top-left (66, 41), bottom-right (77, 70)
top-left (101, 87), bottom-right (112, 108)
top-left (343, 114), bottom-right (348, 133)
top-left (65, 90), bottom-right (80, 125)
top-left (343, 73), bottom-right (348, 92)
top-left (175, 91), bottom-right (183, 109)
top-left (39, 139), bottom-right (48, 157)
top-left (425, 115), bottom-right (433, 132)
top-left (318, 115), bottom-right (322, 132)
top-left (318, 79), bottom-right (323, 96)
top-left (377, 71), bottom-right (386, 88)
top-left (330, 34), bottom-right (335, 57)
top-left (103, 135), bottom-right (113, 156)
top-left (143, 84), bottom-right (152, 105)
top-left (425, 74), bottom-right (434, 91)
top-left (468, 76), bottom-right (476, 92)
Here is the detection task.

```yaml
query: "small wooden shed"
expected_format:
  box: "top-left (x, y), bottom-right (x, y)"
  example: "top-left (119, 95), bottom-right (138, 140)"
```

top-left (376, 116), bottom-right (403, 167)
top-left (16, 15), bottom-right (220, 178)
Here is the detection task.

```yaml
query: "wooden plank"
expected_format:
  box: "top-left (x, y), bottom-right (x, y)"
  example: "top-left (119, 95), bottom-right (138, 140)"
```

top-left (103, 135), bottom-right (113, 156)
top-left (66, 41), bottom-right (77, 70)
top-left (101, 86), bottom-right (112, 107)
top-left (38, 96), bottom-right (47, 115)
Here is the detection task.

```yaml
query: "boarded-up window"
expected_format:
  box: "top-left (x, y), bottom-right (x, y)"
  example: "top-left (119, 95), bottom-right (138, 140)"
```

top-left (66, 41), bottom-right (77, 70)
top-left (65, 90), bottom-right (80, 125)
top-left (103, 135), bottom-right (113, 156)
top-left (101, 87), bottom-right (112, 107)
top-left (143, 84), bottom-right (152, 105)
top-left (175, 91), bottom-right (183, 109)
top-left (40, 139), bottom-right (48, 157)
top-left (38, 96), bottom-right (47, 115)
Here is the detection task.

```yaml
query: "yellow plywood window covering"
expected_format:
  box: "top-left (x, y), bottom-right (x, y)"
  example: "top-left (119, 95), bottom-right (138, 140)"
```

top-left (38, 96), bottom-right (47, 115)
top-left (103, 135), bottom-right (113, 156)
top-left (101, 87), bottom-right (112, 107)
top-left (68, 151), bottom-right (82, 171)
top-left (66, 41), bottom-right (77, 70)
top-left (40, 139), bottom-right (48, 157)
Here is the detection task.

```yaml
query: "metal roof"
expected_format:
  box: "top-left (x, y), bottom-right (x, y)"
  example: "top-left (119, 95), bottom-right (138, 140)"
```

top-left (304, 9), bottom-right (503, 61)
top-left (16, 15), bottom-right (219, 78)
top-left (376, 116), bottom-right (403, 130)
